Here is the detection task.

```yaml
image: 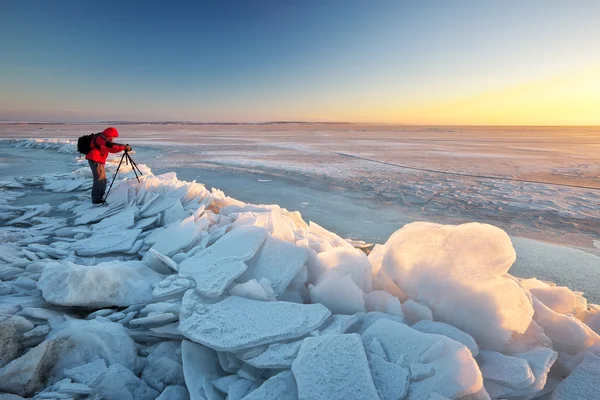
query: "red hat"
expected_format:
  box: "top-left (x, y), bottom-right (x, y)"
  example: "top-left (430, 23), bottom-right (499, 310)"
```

top-left (103, 127), bottom-right (119, 138)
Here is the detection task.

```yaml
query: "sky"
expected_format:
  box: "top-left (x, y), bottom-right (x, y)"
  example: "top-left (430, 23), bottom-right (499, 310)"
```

top-left (1, 0), bottom-right (599, 125)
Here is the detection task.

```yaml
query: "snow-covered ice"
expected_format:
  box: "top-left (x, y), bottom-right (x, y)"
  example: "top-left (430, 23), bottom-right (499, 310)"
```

top-left (37, 260), bottom-right (163, 307)
top-left (0, 135), bottom-right (599, 399)
top-left (179, 292), bottom-right (331, 351)
top-left (292, 333), bottom-right (379, 400)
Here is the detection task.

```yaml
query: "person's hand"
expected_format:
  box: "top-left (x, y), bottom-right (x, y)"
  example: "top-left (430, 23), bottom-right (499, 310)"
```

top-left (125, 145), bottom-right (132, 152)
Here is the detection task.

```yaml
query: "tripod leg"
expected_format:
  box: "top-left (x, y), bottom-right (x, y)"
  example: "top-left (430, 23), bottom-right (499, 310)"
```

top-left (127, 153), bottom-right (144, 181)
top-left (126, 152), bottom-right (141, 183)
top-left (103, 152), bottom-right (126, 203)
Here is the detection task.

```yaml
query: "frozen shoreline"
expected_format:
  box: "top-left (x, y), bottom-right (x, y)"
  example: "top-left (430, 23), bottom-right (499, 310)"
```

top-left (0, 135), bottom-right (599, 399)
top-left (4, 123), bottom-right (598, 249)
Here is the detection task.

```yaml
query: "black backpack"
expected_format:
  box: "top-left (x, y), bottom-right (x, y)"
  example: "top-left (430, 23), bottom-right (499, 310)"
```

top-left (77, 133), bottom-right (96, 154)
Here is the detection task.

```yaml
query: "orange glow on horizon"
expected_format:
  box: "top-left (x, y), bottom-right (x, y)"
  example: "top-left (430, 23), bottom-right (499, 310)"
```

top-left (393, 64), bottom-right (600, 126)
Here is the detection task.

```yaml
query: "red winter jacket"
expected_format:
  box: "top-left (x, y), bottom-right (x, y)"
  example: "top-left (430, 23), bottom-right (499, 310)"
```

top-left (85, 134), bottom-right (127, 164)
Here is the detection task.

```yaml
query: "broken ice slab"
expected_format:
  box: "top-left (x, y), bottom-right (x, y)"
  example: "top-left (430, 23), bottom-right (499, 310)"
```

top-left (37, 260), bottom-right (163, 307)
top-left (92, 207), bottom-right (136, 232)
top-left (239, 235), bottom-right (308, 296)
top-left (178, 225), bottom-right (268, 296)
top-left (5, 203), bottom-right (51, 226)
top-left (292, 334), bottom-right (379, 400)
top-left (179, 292), bottom-right (330, 351)
top-left (72, 229), bottom-right (142, 256)
top-left (240, 371), bottom-right (298, 400)
top-left (181, 340), bottom-right (225, 400)
top-left (361, 319), bottom-right (483, 399)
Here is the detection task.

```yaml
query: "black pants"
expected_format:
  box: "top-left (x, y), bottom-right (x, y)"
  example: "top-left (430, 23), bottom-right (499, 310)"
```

top-left (88, 160), bottom-right (106, 203)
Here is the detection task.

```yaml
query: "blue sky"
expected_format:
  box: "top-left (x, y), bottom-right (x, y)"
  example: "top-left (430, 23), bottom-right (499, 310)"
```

top-left (1, 1), bottom-right (599, 124)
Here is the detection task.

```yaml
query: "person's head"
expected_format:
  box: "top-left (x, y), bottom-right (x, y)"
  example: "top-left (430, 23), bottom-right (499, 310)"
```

top-left (103, 127), bottom-right (119, 140)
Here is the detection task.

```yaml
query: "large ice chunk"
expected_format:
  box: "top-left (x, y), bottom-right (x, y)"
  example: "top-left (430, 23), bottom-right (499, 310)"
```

top-left (91, 363), bottom-right (159, 400)
top-left (230, 279), bottom-right (277, 302)
top-left (292, 333), bottom-right (379, 400)
top-left (482, 347), bottom-right (557, 399)
top-left (49, 319), bottom-right (137, 377)
top-left (157, 385), bottom-right (190, 400)
top-left (243, 339), bottom-right (304, 368)
top-left (179, 292), bottom-right (330, 351)
top-left (189, 257), bottom-right (249, 298)
top-left (0, 340), bottom-right (55, 396)
top-left (63, 359), bottom-right (108, 386)
top-left (315, 247), bottom-right (372, 292)
top-left (361, 319), bottom-right (483, 399)
top-left (309, 269), bottom-right (366, 315)
top-left (38, 260), bottom-right (163, 307)
top-left (241, 371), bottom-right (298, 400)
top-left (384, 222), bottom-right (516, 282)
top-left (92, 207), bottom-right (136, 232)
top-left (412, 320), bottom-right (479, 357)
top-left (178, 225), bottom-right (268, 293)
top-left (147, 215), bottom-right (199, 259)
top-left (240, 235), bottom-right (308, 296)
top-left (532, 297), bottom-right (600, 354)
top-left (529, 285), bottom-right (583, 315)
top-left (73, 229), bottom-right (142, 256)
top-left (477, 350), bottom-right (534, 391)
top-left (381, 222), bottom-right (533, 350)
top-left (181, 340), bottom-right (225, 400)
top-left (367, 352), bottom-right (410, 400)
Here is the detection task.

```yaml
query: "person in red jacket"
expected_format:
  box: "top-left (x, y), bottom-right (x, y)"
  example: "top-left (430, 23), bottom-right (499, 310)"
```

top-left (85, 127), bottom-right (132, 204)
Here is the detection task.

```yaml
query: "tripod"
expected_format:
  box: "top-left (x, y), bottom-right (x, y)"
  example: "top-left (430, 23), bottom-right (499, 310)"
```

top-left (103, 151), bottom-right (143, 203)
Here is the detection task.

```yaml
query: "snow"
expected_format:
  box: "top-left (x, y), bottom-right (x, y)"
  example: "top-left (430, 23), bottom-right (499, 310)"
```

top-left (179, 293), bottom-right (331, 351)
top-left (0, 137), bottom-right (598, 399)
top-left (292, 334), bottom-right (379, 400)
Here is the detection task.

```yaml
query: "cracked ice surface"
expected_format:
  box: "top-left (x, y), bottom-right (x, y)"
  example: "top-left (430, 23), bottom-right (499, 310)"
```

top-left (0, 137), bottom-right (599, 400)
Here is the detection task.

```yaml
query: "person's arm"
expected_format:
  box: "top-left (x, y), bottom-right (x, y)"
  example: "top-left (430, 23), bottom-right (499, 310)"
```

top-left (106, 140), bottom-right (127, 153)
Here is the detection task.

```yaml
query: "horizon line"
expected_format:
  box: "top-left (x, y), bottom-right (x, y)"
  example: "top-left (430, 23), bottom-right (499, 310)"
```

top-left (1, 120), bottom-right (600, 128)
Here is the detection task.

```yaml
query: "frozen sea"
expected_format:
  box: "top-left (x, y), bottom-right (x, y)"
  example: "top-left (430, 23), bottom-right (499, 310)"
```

top-left (1, 123), bottom-right (600, 399)
top-left (1, 123), bottom-right (600, 303)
